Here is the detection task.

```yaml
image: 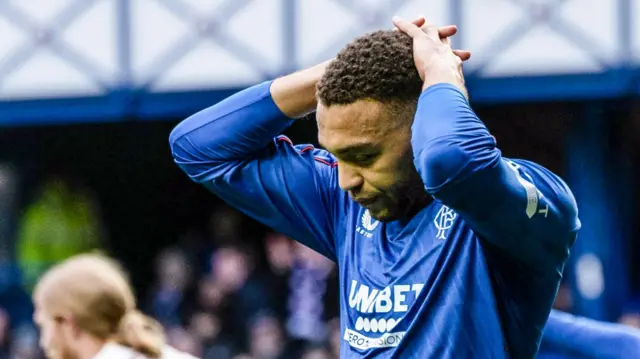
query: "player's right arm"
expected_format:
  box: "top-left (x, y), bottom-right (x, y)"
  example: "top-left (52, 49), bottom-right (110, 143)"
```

top-left (540, 309), bottom-right (640, 359)
top-left (169, 62), bottom-right (341, 261)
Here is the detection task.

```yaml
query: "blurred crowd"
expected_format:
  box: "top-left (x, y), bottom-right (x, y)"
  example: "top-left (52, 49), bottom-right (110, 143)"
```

top-left (149, 205), bottom-right (341, 359)
top-left (0, 177), bottom-right (637, 359)
top-left (0, 174), bottom-right (345, 359)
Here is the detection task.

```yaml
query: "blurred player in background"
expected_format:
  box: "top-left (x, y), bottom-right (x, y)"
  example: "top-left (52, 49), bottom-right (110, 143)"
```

top-left (32, 253), bottom-right (197, 359)
top-left (170, 15), bottom-right (579, 358)
top-left (539, 309), bottom-right (640, 359)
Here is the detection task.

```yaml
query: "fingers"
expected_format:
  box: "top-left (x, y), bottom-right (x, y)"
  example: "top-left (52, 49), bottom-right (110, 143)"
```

top-left (393, 16), bottom-right (425, 32)
top-left (403, 17), bottom-right (456, 39)
top-left (411, 16), bottom-right (426, 28)
top-left (394, 15), bottom-right (442, 41)
top-left (419, 17), bottom-right (439, 39)
top-left (436, 25), bottom-right (471, 60)
top-left (453, 50), bottom-right (471, 61)
top-left (437, 25), bottom-right (457, 39)
top-left (393, 15), bottom-right (471, 61)
top-left (392, 16), bottom-right (426, 38)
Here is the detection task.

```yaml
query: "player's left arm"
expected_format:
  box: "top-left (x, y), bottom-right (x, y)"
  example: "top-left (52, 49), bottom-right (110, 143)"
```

top-left (540, 309), bottom-right (640, 359)
top-left (412, 83), bottom-right (581, 268)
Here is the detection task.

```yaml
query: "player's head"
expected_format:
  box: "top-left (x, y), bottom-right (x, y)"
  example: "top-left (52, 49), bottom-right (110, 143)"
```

top-left (32, 253), bottom-right (165, 359)
top-left (316, 30), bottom-right (426, 221)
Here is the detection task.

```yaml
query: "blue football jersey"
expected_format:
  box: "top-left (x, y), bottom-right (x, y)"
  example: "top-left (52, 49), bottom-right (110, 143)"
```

top-left (170, 81), bottom-right (581, 358)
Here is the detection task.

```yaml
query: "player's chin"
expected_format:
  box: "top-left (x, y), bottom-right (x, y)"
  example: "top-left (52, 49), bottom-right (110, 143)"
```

top-left (368, 197), bottom-right (419, 222)
top-left (367, 205), bottom-right (401, 223)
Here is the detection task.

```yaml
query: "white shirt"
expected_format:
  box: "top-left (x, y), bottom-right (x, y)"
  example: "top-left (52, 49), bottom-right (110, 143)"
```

top-left (93, 342), bottom-right (198, 359)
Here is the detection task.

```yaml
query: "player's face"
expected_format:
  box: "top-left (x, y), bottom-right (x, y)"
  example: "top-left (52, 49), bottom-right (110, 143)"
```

top-left (317, 100), bottom-right (428, 221)
top-left (33, 305), bottom-right (79, 359)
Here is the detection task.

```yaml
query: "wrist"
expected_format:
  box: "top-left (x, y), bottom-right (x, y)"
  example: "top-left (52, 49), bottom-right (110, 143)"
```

top-left (422, 81), bottom-right (469, 100)
top-left (420, 63), bottom-right (467, 98)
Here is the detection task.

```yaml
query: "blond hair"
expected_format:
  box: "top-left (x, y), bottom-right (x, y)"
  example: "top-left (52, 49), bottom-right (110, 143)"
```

top-left (33, 253), bottom-right (165, 357)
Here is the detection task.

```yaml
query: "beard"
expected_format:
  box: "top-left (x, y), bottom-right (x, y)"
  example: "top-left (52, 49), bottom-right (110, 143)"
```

top-left (367, 166), bottom-right (430, 222)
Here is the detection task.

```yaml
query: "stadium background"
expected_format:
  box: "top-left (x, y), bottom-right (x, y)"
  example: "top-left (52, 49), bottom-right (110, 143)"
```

top-left (0, 0), bottom-right (639, 357)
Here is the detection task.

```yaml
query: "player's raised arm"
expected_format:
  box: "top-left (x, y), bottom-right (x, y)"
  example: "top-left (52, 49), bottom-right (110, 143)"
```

top-left (540, 310), bottom-right (640, 359)
top-left (169, 62), bottom-right (341, 260)
top-left (170, 19), bottom-right (464, 261)
top-left (393, 16), bottom-right (580, 267)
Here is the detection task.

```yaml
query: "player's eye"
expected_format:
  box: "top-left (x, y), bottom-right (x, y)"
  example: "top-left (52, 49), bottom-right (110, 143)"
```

top-left (351, 153), bottom-right (378, 167)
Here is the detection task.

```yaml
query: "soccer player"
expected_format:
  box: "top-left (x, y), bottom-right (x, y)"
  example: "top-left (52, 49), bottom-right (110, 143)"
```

top-left (32, 253), bottom-right (197, 359)
top-left (170, 16), bottom-right (580, 358)
top-left (538, 310), bottom-right (640, 359)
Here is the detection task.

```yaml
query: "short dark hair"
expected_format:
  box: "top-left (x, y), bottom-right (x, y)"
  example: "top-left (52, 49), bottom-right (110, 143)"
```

top-left (316, 30), bottom-right (422, 108)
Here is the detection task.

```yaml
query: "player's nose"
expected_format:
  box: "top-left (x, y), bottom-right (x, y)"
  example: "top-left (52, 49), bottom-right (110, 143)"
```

top-left (338, 162), bottom-right (364, 192)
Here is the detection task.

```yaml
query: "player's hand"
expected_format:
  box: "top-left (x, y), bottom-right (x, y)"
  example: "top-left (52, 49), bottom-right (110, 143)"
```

top-left (406, 17), bottom-right (471, 62)
top-left (392, 16), bottom-right (467, 93)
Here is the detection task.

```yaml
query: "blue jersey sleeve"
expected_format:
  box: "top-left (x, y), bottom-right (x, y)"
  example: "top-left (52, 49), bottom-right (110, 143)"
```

top-left (411, 84), bottom-right (581, 268)
top-left (540, 310), bottom-right (640, 359)
top-left (169, 81), bottom-right (340, 261)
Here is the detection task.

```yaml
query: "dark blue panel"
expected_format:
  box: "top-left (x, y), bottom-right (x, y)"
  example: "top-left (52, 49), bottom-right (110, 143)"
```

top-left (0, 92), bottom-right (131, 126)
top-left (565, 104), bottom-right (631, 321)
top-left (0, 68), bottom-right (638, 126)
top-left (135, 88), bottom-right (243, 119)
top-left (0, 88), bottom-right (244, 126)
top-left (466, 68), bottom-right (639, 104)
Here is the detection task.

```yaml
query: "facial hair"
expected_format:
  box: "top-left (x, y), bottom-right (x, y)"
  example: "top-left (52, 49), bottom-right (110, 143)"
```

top-left (372, 159), bottom-right (430, 222)
top-left (391, 166), bottom-right (430, 217)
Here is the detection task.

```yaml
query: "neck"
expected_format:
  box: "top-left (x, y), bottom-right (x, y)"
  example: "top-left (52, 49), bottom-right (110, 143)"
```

top-left (76, 336), bottom-right (107, 359)
top-left (405, 193), bottom-right (432, 218)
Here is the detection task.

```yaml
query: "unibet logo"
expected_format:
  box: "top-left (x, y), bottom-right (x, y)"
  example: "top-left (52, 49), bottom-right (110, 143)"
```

top-left (344, 280), bottom-right (424, 350)
top-left (348, 280), bottom-right (425, 314)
